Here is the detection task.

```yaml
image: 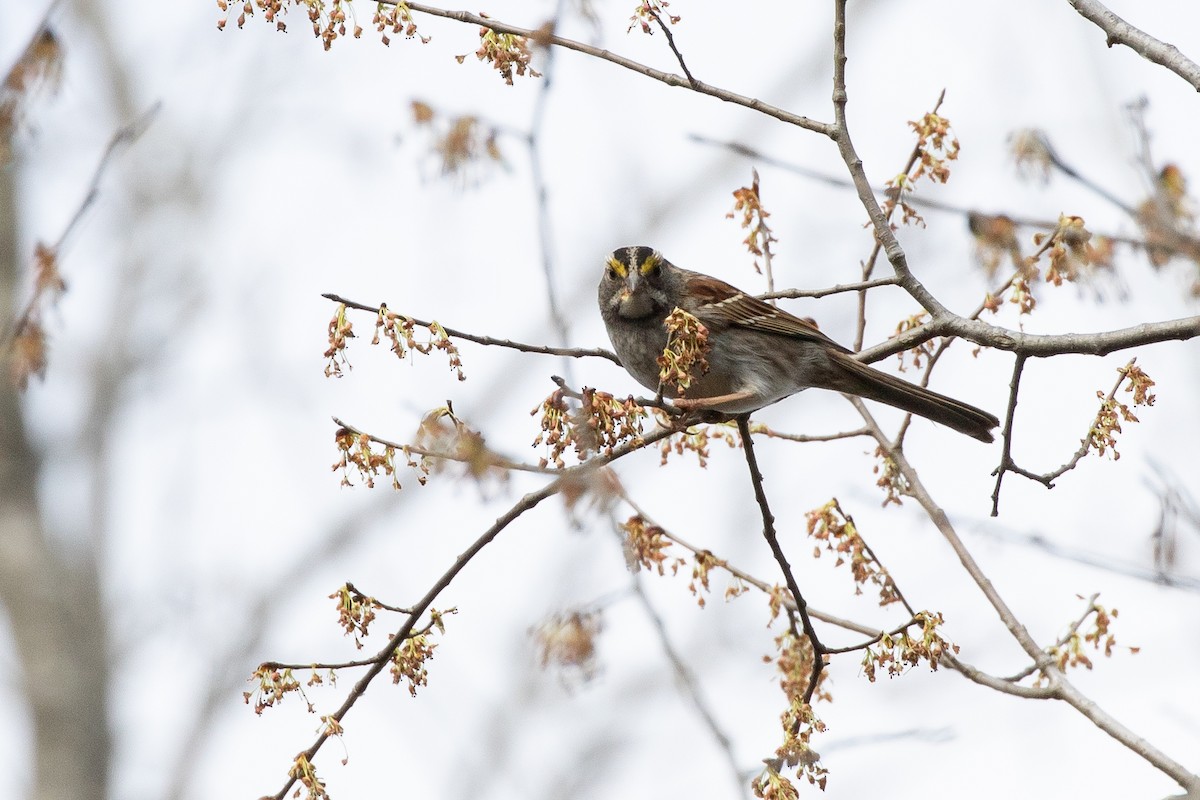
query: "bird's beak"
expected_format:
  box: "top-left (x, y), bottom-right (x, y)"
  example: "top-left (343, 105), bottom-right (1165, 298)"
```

top-left (617, 269), bottom-right (640, 303)
top-left (615, 269), bottom-right (655, 319)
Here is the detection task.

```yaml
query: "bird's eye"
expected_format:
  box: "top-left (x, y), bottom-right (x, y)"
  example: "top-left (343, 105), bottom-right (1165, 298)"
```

top-left (605, 259), bottom-right (626, 280)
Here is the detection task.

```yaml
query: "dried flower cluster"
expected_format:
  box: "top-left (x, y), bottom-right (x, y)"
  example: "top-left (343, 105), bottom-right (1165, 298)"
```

top-left (332, 426), bottom-right (402, 489)
top-left (658, 307), bottom-right (710, 394)
top-left (1008, 128), bottom-right (1055, 183)
top-left (1008, 116), bottom-right (1200, 294)
top-left (330, 584), bottom-right (379, 649)
top-left (324, 304), bottom-right (354, 377)
top-left (458, 23), bottom-right (541, 85)
top-left (246, 665), bottom-right (306, 715)
top-left (1045, 599), bottom-right (1135, 675)
top-left (891, 310), bottom-right (933, 372)
top-left (859, 611), bottom-right (958, 682)
top-left (373, 307), bottom-right (465, 381)
top-left (727, 169), bottom-right (778, 277)
top-left (375, 1), bottom-right (428, 46)
top-left (969, 212), bottom-right (1024, 278)
top-left (1, 27), bottom-right (63, 165)
top-left (411, 100), bottom-right (506, 180)
top-left (533, 611), bottom-right (602, 682)
top-left (657, 421), bottom-right (737, 468)
top-left (882, 107), bottom-right (960, 230)
top-left (872, 446), bottom-right (909, 507)
top-left (289, 754), bottom-right (330, 800)
top-left (531, 386), bottom-right (648, 467)
top-left (805, 500), bottom-right (899, 606)
top-left (1087, 361), bottom-right (1156, 461)
top-left (621, 515), bottom-right (683, 577)
top-left (754, 631), bottom-right (828, 797)
top-left (907, 110), bottom-right (960, 184)
top-left (391, 633), bottom-right (437, 696)
top-left (412, 406), bottom-right (504, 483)
top-left (628, 0), bottom-right (681, 33)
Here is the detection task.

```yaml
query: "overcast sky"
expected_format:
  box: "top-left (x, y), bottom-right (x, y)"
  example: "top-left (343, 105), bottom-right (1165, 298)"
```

top-left (4, 1), bottom-right (1200, 798)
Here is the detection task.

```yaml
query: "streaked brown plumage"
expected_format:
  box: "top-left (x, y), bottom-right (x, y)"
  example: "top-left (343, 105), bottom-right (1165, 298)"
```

top-left (597, 246), bottom-right (998, 443)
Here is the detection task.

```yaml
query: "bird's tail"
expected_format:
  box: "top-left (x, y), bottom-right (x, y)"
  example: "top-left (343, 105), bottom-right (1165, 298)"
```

top-left (832, 352), bottom-right (999, 443)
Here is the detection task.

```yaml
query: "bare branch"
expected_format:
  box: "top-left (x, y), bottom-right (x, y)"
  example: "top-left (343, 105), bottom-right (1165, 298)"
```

top-left (990, 354), bottom-right (1027, 516)
top-left (758, 276), bottom-right (899, 300)
top-left (735, 415), bottom-right (826, 704)
top-left (752, 422), bottom-right (872, 444)
top-left (1067, 0), bottom-right (1200, 91)
top-left (822, 618), bottom-right (922, 655)
top-left (941, 654), bottom-right (1056, 699)
top-left (645, 7), bottom-right (696, 86)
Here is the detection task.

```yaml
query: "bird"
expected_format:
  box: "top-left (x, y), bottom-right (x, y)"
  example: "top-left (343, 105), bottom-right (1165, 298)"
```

top-left (597, 245), bottom-right (999, 443)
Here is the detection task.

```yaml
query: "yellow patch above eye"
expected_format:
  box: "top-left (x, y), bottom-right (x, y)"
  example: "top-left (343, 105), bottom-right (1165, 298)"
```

top-left (606, 257), bottom-right (628, 277)
top-left (639, 253), bottom-right (660, 274)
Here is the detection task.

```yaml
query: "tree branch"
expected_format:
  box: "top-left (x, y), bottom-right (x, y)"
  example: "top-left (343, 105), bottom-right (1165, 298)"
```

top-left (853, 397), bottom-right (1200, 793)
top-left (735, 415), bottom-right (826, 704)
top-left (268, 423), bottom-right (676, 800)
top-left (1066, 0), bottom-right (1200, 91)
top-left (758, 276), bottom-right (899, 300)
top-left (856, 313), bottom-right (1200, 365)
top-left (399, 3), bottom-right (833, 135)
top-left (990, 354), bottom-right (1027, 515)
top-left (322, 293), bottom-right (622, 364)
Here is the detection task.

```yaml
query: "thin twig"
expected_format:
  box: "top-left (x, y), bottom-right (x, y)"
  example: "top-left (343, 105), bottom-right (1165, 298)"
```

top-left (735, 415), bottom-right (825, 704)
top-left (549, 374), bottom-right (682, 417)
top-left (752, 423), bottom-right (871, 444)
top-left (833, 499), bottom-right (917, 616)
top-left (526, 0), bottom-right (574, 383)
top-left (942, 654), bottom-right (1056, 699)
top-left (850, 89), bottom-right (947, 351)
top-left (822, 617), bottom-right (921, 655)
top-left (399, 3), bottom-right (832, 136)
top-left (996, 358), bottom-right (1137, 498)
top-left (758, 276), bottom-right (898, 300)
top-left (321, 293), bottom-right (622, 364)
top-left (331, 415), bottom-right (558, 475)
top-left (646, 8), bottom-right (696, 86)
top-left (628, 568), bottom-right (749, 798)
top-left (8, 102), bottom-right (161, 342)
top-left (989, 354), bottom-right (1027, 516)
top-left (1002, 592), bottom-right (1101, 683)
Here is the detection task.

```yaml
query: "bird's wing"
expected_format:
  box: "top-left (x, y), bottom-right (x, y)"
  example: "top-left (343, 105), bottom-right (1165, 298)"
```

top-left (684, 271), bottom-right (851, 353)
